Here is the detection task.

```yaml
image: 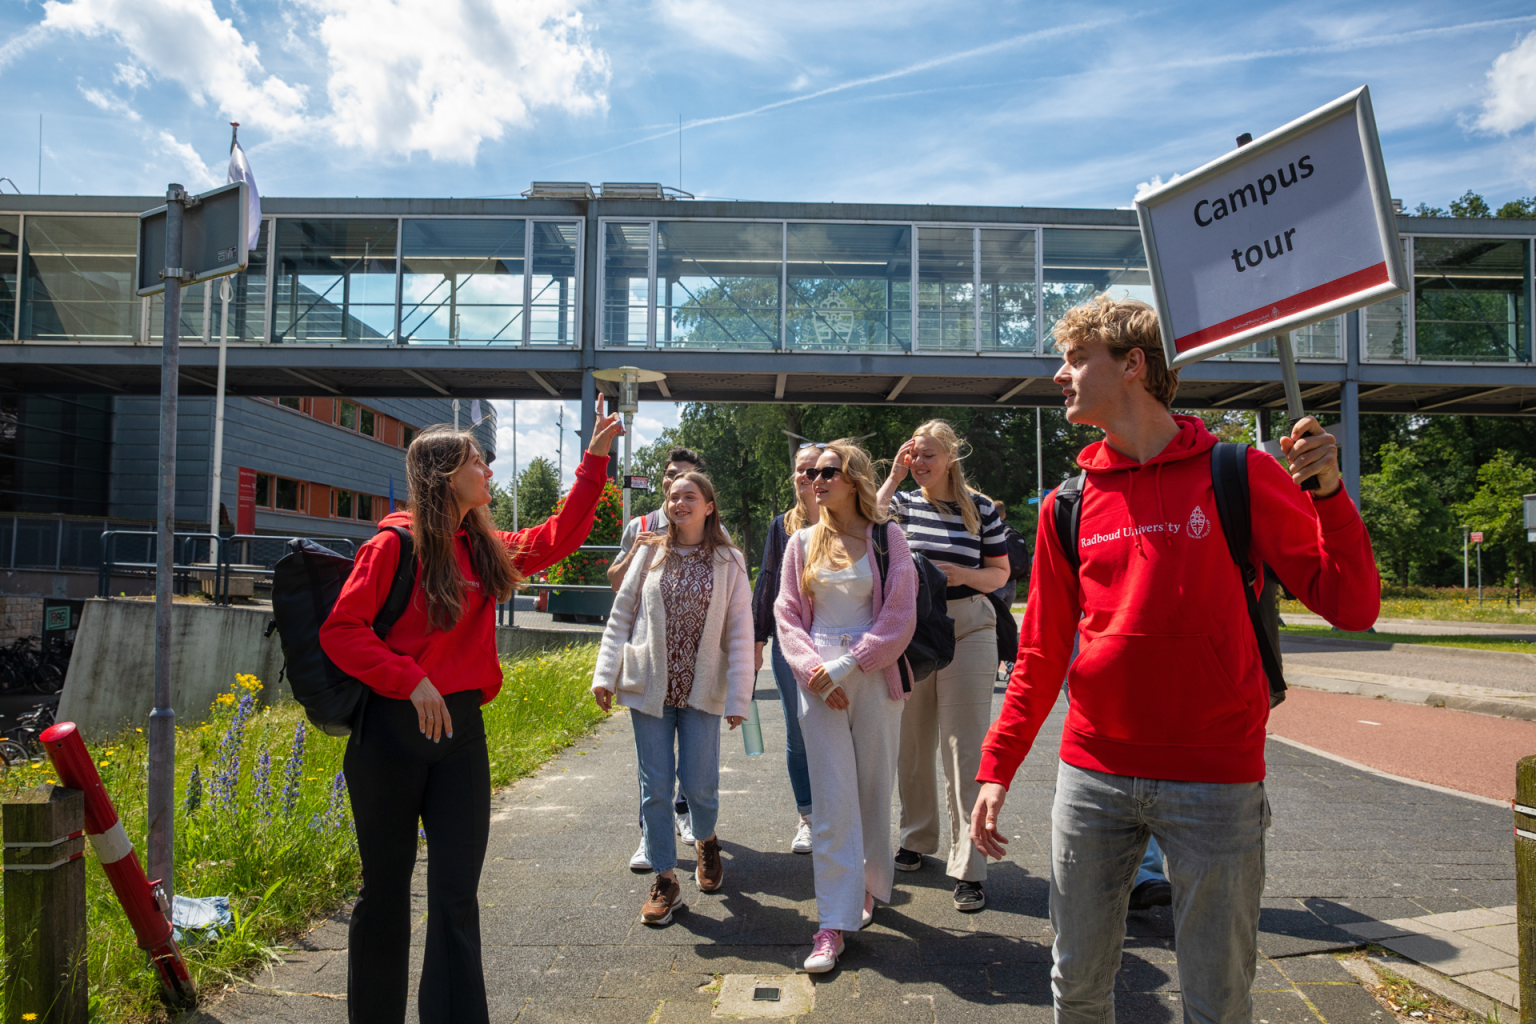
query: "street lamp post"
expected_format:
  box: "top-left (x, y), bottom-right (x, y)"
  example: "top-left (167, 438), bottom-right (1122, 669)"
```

top-left (591, 367), bottom-right (668, 526)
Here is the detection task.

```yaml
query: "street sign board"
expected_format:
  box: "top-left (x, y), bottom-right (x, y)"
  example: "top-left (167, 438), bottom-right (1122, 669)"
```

top-left (624, 475), bottom-right (651, 491)
top-left (1471, 531), bottom-right (1484, 544)
top-left (136, 181), bottom-right (249, 296)
top-left (1525, 494), bottom-right (1536, 531)
top-left (1134, 87), bottom-right (1407, 369)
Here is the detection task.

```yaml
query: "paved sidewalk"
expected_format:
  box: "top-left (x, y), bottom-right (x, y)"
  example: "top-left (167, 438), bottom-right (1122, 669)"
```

top-left (1340, 904), bottom-right (1520, 1011)
top-left (189, 667), bottom-right (1516, 1023)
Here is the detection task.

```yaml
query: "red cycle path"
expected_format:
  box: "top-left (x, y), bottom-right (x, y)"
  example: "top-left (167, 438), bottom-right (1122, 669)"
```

top-left (1266, 687), bottom-right (1536, 803)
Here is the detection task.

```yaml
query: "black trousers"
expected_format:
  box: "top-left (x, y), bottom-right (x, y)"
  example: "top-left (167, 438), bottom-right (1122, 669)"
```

top-left (345, 690), bottom-right (491, 1024)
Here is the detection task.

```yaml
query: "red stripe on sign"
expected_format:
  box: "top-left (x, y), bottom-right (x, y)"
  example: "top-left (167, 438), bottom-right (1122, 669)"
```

top-left (1174, 262), bottom-right (1391, 353)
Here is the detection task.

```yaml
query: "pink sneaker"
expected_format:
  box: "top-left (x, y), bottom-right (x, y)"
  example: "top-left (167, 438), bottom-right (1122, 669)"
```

top-left (804, 928), bottom-right (844, 973)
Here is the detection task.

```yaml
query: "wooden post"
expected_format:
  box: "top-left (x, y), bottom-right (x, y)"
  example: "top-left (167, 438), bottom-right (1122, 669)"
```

top-left (3, 785), bottom-right (86, 1024)
top-left (1517, 755), bottom-right (1536, 1023)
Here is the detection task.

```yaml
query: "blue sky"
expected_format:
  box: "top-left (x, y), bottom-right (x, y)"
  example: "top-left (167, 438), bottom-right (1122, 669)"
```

top-left (3, 0), bottom-right (1534, 481)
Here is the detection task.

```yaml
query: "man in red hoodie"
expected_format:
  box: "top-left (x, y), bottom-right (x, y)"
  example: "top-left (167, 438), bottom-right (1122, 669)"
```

top-left (970, 296), bottom-right (1379, 1023)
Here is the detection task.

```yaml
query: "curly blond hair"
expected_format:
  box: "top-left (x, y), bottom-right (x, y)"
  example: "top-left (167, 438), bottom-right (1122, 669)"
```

top-left (1052, 295), bottom-right (1180, 407)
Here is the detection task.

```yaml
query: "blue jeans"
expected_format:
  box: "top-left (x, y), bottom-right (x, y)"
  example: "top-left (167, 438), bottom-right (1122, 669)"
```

top-left (1050, 760), bottom-right (1269, 1024)
top-left (1136, 835), bottom-right (1166, 888)
top-left (631, 704), bottom-right (722, 875)
top-left (771, 638), bottom-right (813, 816)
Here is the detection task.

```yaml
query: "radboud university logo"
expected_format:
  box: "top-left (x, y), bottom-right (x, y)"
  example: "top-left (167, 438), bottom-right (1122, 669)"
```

top-left (1187, 505), bottom-right (1211, 540)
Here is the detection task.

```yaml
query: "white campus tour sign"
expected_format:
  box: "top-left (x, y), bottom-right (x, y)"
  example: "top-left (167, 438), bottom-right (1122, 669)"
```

top-left (1135, 86), bottom-right (1408, 369)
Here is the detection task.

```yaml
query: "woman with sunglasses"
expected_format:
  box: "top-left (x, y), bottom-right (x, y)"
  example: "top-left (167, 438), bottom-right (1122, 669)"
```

top-left (776, 440), bottom-right (917, 972)
top-left (750, 443), bottom-right (824, 854)
top-left (877, 419), bottom-right (1011, 913)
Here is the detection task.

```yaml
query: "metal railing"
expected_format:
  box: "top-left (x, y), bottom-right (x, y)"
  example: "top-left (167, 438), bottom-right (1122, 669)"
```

top-left (97, 531), bottom-right (360, 603)
top-left (497, 544), bottom-right (621, 627)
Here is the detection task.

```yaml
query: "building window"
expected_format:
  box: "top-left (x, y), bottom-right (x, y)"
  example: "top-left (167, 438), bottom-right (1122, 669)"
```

top-left (273, 218), bottom-right (398, 343)
top-left (603, 222), bottom-right (652, 347)
top-left (360, 407), bottom-right (375, 437)
top-left (657, 221), bottom-right (780, 350)
top-left (19, 216), bottom-right (138, 342)
top-left (1413, 236), bottom-right (1530, 362)
top-left (786, 223), bottom-right (911, 353)
top-left (401, 426), bottom-right (415, 448)
top-left (357, 493), bottom-right (374, 521)
top-left (255, 473), bottom-right (272, 507)
top-left (1, 214), bottom-right (17, 342)
top-left (530, 221), bottom-right (581, 345)
top-left (0, 394), bottom-right (113, 514)
top-left (275, 477), bottom-right (300, 512)
top-left (335, 489), bottom-right (354, 518)
top-left (338, 400), bottom-right (358, 430)
top-left (278, 396), bottom-right (303, 411)
top-left (401, 219), bottom-right (526, 344)
top-left (1042, 228), bottom-right (1151, 346)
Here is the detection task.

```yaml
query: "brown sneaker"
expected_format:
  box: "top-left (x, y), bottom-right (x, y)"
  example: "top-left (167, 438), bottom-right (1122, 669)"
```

top-left (641, 875), bottom-right (684, 925)
top-left (695, 835), bottom-right (724, 892)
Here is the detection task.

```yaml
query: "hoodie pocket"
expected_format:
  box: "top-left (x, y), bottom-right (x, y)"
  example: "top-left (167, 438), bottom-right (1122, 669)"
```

top-left (1067, 633), bottom-right (1252, 744)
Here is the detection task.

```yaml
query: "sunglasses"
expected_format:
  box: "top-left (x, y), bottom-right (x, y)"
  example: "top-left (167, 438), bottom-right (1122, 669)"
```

top-left (797, 442), bottom-right (828, 450)
top-left (799, 466), bottom-right (844, 481)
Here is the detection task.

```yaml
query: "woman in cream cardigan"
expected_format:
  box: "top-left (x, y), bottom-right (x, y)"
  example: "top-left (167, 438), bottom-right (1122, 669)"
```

top-left (592, 471), bottom-right (756, 926)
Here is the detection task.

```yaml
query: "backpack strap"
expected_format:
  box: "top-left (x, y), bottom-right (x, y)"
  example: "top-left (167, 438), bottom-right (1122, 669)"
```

top-left (1209, 444), bottom-right (1287, 705)
top-left (1052, 472), bottom-right (1087, 573)
top-left (871, 522), bottom-right (892, 595)
top-left (373, 526), bottom-right (419, 641)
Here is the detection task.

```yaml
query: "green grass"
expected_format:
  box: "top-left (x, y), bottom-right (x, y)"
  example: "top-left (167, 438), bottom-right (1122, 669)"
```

top-left (0, 644), bottom-right (603, 1023)
top-left (1281, 596), bottom-right (1536, 625)
top-left (1279, 624), bottom-right (1536, 654)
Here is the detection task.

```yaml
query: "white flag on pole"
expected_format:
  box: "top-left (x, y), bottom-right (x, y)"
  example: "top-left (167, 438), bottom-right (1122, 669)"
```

top-left (471, 399), bottom-right (483, 424)
top-left (227, 140), bottom-right (261, 251)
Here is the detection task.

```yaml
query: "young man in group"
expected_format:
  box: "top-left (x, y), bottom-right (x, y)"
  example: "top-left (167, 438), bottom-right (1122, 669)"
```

top-left (971, 295), bottom-right (1380, 1023)
top-left (609, 445), bottom-right (705, 867)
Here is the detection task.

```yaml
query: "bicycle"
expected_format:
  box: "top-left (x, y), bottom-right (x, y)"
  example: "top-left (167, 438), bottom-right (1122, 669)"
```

top-left (0, 702), bottom-right (57, 769)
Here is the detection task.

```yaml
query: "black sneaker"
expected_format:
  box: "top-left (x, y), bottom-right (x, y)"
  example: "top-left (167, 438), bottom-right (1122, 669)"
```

top-left (894, 848), bottom-right (923, 872)
top-left (1128, 878), bottom-right (1172, 911)
top-left (953, 880), bottom-right (986, 912)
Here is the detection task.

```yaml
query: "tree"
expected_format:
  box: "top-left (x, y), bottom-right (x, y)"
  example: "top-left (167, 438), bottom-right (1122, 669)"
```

top-left (1452, 450), bottom-right (1536, 586)
top-left (1411, 191), bottom-right (1535, 219)
top-left (1358, 442), bottom-right (1453, 585)
top-left (494, 457), bottom-right (559, 530)
top-left (546, 481), bottom-right (624, 586)
top-left (1449, 190), bottom-right (1492, 218)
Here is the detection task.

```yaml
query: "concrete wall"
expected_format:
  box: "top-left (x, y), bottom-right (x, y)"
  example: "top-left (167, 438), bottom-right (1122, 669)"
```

top-left (495, 625), bottom-right (602, 660)
top-left (56, 598), bottom-right (286, 738)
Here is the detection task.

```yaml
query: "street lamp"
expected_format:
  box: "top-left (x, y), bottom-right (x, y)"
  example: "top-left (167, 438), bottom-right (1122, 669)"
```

top-left (591, 366), bottom-right (668, 526)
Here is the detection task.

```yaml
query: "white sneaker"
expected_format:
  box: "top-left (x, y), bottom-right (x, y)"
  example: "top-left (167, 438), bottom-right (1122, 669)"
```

top-left (629, 838), bottom-right (651, 871)
top-left (791, 818), bottom-right (813, 855)
top-left (675, 810), bottom-right (695, 846)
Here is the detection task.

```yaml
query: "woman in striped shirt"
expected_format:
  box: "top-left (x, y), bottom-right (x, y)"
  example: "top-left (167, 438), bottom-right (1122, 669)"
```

top-left (877, 419), bottom-right (1011, 913)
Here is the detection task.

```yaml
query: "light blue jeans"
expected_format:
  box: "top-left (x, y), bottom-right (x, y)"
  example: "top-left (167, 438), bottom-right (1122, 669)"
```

top-left (770, 638), bottom-right (813, 816)
top-left (1050, 760), bottom-right (1270, 1024)
top-left (1136, 835), bottom-right (1166, 888)
top-left (631, 704), bottom-right (722, 875)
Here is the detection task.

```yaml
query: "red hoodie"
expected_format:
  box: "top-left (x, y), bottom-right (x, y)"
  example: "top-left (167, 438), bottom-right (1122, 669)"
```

top-left (319, 450), bottom-right (610, 706)
top-left (978, 415), bottom-right (1380, 787)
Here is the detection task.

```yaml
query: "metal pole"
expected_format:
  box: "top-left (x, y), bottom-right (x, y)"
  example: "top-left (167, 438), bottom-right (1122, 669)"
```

top-left (1036, 407), bottom-right (1044, 502)
top-left (511, 401), bottom-right (518, 532)
top-left (623, 410), bottom-right (633, 526)
top-left (1275, 331), bottom-right (1320, 491)
top-left (1465, 528), bottom-right (1470, 590)
top-left (149, 183), bottom-right (185, 912)
top-left (210, 278), bottom-right (231, 535)
top-left (1478, 541), bottom-right (1483, 605)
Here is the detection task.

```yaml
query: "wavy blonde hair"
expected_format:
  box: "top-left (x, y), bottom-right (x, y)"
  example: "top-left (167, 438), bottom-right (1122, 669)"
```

top-left (910, 418), bottom-right (981, 535)
top-left (784, 446), bottom-right (821, 534)
top-left (800, 439), bottom-right (888, 595)
top-left (406, 427), bottom-right (520, 632)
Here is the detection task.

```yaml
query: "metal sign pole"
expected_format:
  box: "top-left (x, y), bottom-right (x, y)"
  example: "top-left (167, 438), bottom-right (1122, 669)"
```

top-left (149, 183), bottom-right (186, 912)
top-left (209, 277), bottom-right (231, 534)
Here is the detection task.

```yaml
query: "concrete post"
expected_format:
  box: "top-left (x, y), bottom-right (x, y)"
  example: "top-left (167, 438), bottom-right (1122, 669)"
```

top-left (3, 784), bottom-right (87, 1024)
top-left (1516, 755), bottom-right (1536, 1022)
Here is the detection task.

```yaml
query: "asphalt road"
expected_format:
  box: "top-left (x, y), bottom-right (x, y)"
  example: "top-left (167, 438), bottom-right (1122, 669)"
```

top-left (1281, 636), bottom-right (1536, 694)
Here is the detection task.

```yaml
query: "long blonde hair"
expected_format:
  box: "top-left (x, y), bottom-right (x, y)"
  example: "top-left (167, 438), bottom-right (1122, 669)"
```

top-left (784, 446), bottom-right (821, 533)
top-left (800, 439), bottom-right (888, 595)
top-left (911, 418), bottom-right (981, 535)
top-left (406, 427), bottom-right (521, 632)
top-left (653, 471), bottom-right (737, 565)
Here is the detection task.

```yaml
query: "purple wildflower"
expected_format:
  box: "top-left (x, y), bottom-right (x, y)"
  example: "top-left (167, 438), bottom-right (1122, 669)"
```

top-left (183, 764), bottom-right (202, 815)
top-left (323, 772), bottom-right (350, 831)
top-left (253, 749), bottom-right (274, 821)
top-left (210, 693), bottom-right (256, 813)
top-left (280, 721), bottom-right (306, 817)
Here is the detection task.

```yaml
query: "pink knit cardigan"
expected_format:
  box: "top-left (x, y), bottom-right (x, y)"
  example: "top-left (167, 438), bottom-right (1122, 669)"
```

top-left (774, 520), bottom-right (918, 702)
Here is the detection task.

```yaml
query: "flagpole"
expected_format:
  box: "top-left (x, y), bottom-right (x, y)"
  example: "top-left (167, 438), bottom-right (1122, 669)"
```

top-left (512, 401), bottom-right (519, 531)
top-left (210, 277), bottom-right (231, 536)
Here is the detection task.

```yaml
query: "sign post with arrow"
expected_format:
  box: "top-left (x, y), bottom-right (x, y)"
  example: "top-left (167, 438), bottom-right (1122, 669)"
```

top-left (1133, 86), bottom-right (1408, 488)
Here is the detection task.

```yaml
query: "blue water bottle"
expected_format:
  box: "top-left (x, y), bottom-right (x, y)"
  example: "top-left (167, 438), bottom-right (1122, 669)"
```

top-left (741, 700), bottom-right (764, 756)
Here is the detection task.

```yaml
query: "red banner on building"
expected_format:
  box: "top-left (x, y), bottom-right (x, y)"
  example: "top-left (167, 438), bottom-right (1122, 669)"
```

top-left (237, 467), bottom-right (257, 535)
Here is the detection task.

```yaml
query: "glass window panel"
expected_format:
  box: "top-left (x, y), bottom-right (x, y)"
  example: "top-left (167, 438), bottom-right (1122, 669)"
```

top-left (0, 215), bottom-right (17, 251)
top-left (20, 215), bottom-right (138, 341)
top-left (12, 517), bottom-right (58, 568)
top-left (274, 218), bottom-right (397, 343)
top-left (401, 425), bottom-right (415, 448)
top-left (147, 279), bottom-right (218, 343)
top-left (357, 493), bottom-right (374, 521)
top-left (336, 490), bottom-right (353, 519)
top-left (255, 474), bottom-right (270, 507)
top-left (220, 218), bottom-right (270, 343)
top-left (918, 227), bottom-right (975, 351)
top-left (360, 407), bottom-right (375, 437)
top-left (0, 254), bottom-right (14, 341)
top-left (658, 221), bottom-right (780, 350)
top-left (787, 223), bottom-right (910, 352)
top-left (275, 477), bottom-right (299, 511)
top-left (1227, 316), bottom-right (1341, 359)
top-left (0, 394), bottom-right (111, 515)
top-left (401, 219), bottom-right (525, 345)
top-left (1366, 297), bottom-right (1405, 359)
top-left (1042, 228), bottom-right (1151, 346)
top-left (1413, 236), bottom-right (1528, 362)
top-left (603, 222), bottom-right (651, 346)
top-left (339, 400), bottom-right (357, 430)
top-left (530, 221), bottom-right (580, 345)
top-left (979, 229), bottom-right (1036, 353)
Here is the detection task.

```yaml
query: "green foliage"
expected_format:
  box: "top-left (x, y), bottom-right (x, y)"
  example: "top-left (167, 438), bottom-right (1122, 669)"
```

top-left (1449, 190), bottom-right (1493, 218)
top-left (1411, 191), bottom-right (1536, 219)
top-left (1497, 196), bottom-right (1536, 219)
top-left (545, 481), bottom-right (623, 586)
top-left (0, 649), bottom-right (604, 1023)
top-left (1452, 450), bottom-right (1536, 586)
top-left (1359, 442), bottom-right (1453, 585)
top-left (493, 456), bottom-right (561, 530)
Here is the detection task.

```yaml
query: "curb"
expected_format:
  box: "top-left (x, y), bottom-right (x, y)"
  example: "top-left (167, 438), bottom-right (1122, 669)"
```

top-left (1351, 952), bottom-right (1517, 1019)
top-left (1283, 633), bottom-right (1536, 666)
top-left (1287, 673), bottom-right (1536, 722)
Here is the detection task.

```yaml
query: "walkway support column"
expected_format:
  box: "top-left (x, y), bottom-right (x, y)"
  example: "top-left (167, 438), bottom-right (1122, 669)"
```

top-left (1342, 310), bottom-right (1363, 504)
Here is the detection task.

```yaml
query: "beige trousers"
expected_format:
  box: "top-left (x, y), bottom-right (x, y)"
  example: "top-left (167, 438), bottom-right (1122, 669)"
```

top-left (896, 593), bottom-right (996, 882)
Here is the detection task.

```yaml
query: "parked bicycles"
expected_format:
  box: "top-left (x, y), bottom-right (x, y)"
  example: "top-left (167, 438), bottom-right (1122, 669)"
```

top-left (0, 636), bottom-right (70, 694)
top-left (0, 701), bottom-right (57, 769)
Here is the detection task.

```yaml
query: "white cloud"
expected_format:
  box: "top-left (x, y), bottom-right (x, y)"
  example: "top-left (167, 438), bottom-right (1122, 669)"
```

top-left (78, 83), bottom-right (140, 121)
top-left (155, 130), bottom-right (220, 189)
top-left (113, 62), bottom-right (147, 89)
top-left (491, 399), bottom-right (678, 488)
top-left (305, 0), bottom-right (609, 163)
top-left (657, 0), bottom-right (784, 60)
top-left (1476, 31), bottom-right (1536, 134)
top-left (41, 0), bottom-right (308, 133)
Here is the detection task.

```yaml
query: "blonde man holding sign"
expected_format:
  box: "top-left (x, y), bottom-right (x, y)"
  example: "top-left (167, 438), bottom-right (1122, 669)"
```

top-left (970, 296), bottom-right (1380, 1023)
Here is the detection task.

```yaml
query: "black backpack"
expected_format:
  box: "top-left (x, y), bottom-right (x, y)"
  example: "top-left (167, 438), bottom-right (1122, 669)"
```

top-left (870, 523), bottom-right (956, 692)
top-left (268, 526), bottom-right (419, 737)
top-left (1051, 443), bottom-right (1286, 708)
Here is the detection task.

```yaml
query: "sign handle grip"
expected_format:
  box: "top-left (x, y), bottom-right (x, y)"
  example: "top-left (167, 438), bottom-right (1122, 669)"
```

top-left (1275, 332), bottom-right (1322, 491)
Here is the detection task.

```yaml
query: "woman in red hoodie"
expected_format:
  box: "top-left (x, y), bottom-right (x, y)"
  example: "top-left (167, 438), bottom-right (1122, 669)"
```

top-left (321, 402), bottom-right (620, 1024)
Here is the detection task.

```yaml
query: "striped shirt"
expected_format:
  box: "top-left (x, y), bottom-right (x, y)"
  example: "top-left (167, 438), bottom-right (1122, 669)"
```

top-left (889, 489), bottom-right (1008, 581)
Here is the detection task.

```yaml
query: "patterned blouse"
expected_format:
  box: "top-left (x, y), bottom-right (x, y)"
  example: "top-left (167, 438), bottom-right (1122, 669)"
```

top-left (661, 548), bottom-right (714, 707)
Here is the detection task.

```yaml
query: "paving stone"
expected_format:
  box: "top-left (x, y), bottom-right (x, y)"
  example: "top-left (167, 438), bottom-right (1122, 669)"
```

top-left (1457, 969), bottom-right (1520, 1009)
top-left (1250, 987), bottom-right (1323, 1023)
top-left (926, 990), bottom-right (1055, 1022)
top-left (1414, 907), bottom-right (1519, 932)
top-left (513, 996), bottom-right (662, 1023)
top-left (1251, 959), bottom-right (1293, 991)
top-left (1272, 954), bottom-right (1353, 983)
top-left (1296, 981), bottom-right (1392, 1021)
top-left (1115, 960), bottom-right (1179, 992)
top-left (1378, 928), bottom-right (1518, 976)
top-left (1462, 923), bottom-right (1520, 956)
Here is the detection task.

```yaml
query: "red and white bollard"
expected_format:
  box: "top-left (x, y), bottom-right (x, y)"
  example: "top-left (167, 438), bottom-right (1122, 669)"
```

top-left (40, 721), bottom-right (196, 1008)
